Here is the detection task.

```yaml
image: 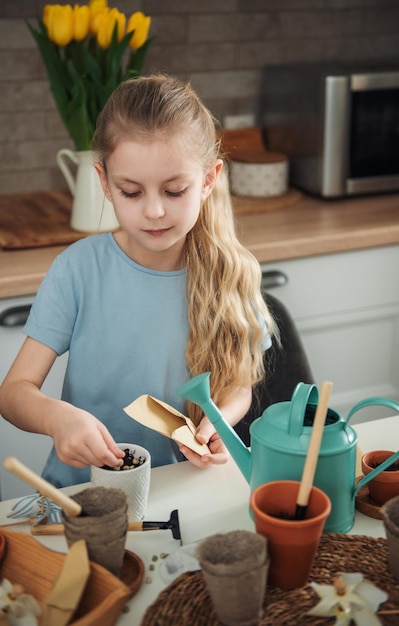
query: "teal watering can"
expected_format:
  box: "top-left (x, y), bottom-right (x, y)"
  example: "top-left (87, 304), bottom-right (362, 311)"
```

top-left (178, 373), bottom-right (399, 533)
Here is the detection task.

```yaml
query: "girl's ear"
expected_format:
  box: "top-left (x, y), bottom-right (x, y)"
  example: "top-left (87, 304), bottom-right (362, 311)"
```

top-left (94, 162), bottom-right (113, 202)
top-left (201, 159), bottom-right (223, 201)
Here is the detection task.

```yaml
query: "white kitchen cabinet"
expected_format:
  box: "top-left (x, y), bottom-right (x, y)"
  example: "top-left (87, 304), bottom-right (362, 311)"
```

top-left (0, 295), bottom-right (67, 500)
top-left (261, 244), bottom-right (399, 423)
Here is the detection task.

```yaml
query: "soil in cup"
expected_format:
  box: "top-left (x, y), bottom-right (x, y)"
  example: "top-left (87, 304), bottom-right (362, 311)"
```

top-left (269, 510), bottom-right (297, 520)
top-left (102, 448), bottom-right (146, 471)
top-left (369, 460), bottom-right (399, 471)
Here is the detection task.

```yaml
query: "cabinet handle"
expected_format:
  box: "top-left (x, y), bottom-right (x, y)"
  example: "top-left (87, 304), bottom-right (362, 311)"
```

top-left (261, 270), bottom-right (288, 290)
top-left (0, 305), bottom-right (31, 327)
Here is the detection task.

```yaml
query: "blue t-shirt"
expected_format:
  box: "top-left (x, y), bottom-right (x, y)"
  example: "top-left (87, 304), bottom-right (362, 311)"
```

top-left (24, 233), bottom-right (189, 487)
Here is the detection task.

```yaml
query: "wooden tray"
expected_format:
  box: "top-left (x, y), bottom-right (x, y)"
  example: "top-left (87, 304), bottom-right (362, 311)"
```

top-left (232, 188), bottom-right (302, 215)
top-left (355, 475), bottom-right (383, 520)
top-left (0, 191), bottom-right (85, 250)
top-left (0, 529), bottom-right (144, 626)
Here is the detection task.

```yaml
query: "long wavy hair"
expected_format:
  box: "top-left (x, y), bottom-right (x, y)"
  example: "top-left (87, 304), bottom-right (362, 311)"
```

top-left (92, 74), bottom-right (275, 424)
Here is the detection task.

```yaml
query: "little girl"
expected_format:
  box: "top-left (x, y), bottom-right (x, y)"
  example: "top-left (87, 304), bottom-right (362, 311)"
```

top-left (0, 74), bottom-right (275, 488)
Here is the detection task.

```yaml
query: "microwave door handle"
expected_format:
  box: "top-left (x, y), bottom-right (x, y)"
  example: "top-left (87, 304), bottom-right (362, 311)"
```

top-left (323, 75), bottom-right (350, 197)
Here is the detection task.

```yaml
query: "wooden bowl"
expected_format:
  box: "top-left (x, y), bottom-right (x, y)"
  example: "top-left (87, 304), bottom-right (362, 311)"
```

top-left (0, 529), bottom-right (144, 626)
top-left (362, 450), bottom-right (399, 506)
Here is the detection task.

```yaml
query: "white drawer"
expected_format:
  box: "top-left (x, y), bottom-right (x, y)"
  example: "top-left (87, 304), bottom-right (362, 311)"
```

top-left (261, 244), bottom-right (399, 321)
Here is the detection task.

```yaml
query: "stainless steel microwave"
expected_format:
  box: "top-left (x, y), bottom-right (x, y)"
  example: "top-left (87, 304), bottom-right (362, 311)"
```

top-left (260, 62), bottom-right (399, 198)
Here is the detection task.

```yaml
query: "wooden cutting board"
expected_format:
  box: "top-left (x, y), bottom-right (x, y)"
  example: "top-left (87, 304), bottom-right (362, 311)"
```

top-left (0, 191), bottom-right (86, 250)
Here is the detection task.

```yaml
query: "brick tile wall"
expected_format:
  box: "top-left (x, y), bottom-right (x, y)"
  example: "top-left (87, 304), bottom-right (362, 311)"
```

top-left (0, 0), bottom-right (398, 193)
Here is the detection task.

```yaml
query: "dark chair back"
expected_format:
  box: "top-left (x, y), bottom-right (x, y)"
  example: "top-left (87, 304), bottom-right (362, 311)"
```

top-left (235, 292), bottom-right (314, 446)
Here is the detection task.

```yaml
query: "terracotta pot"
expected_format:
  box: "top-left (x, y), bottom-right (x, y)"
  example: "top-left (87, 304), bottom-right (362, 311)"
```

top-left (362, 450), bottom-right (399, 505)
top-left (250, 480), bottom-right (331, 590)
top-left (0, 531), bottom-right (5, 561)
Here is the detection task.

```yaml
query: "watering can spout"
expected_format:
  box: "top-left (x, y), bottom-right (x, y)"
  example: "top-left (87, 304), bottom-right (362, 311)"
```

top-left (178, 373), bottom-right (252, 483)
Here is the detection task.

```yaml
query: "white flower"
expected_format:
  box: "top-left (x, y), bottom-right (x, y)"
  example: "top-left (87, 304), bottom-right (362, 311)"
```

top-left (307, 573), bottom-right (388, 626)
top-left (0, 579), bottom-right (41, 626)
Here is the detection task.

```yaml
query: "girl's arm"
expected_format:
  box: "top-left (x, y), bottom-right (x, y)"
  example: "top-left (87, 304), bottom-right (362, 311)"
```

top-left (0, 337), bottom-right (124, 469)
top-left (178, 386), bottom-right (252, 468)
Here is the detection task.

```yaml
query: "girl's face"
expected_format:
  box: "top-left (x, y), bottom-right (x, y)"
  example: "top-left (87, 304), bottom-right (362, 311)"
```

top-left (95, 136), bottom-right (222, 271)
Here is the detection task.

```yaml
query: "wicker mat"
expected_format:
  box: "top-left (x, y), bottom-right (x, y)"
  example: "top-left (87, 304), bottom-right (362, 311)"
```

top-left (140, 533), bottom-right (399, 626)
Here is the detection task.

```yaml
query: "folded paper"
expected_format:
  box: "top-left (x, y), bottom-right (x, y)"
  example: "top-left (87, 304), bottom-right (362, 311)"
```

top-left (124, 395), bottom-right (210, 456)
top-left (42, 539), bottom-right (90, 626)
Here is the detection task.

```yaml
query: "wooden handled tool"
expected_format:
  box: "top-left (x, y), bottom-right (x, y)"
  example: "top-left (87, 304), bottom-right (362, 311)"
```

top-left (3, 456), bottom-right (82, 517)
top-left (31, 509), bottom-right (182, 542)
top-left (31, 521), bottom-right (156, 535)
top-left (295, 381), bottom-right (333, 520)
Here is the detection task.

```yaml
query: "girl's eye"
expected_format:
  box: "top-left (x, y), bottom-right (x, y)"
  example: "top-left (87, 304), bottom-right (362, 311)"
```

top-left (119, 187), bottom-right (188, 198)
top-left (120, 189), bottom-right (141, 198)
top-left (166, 188), bottom-right (187, 198)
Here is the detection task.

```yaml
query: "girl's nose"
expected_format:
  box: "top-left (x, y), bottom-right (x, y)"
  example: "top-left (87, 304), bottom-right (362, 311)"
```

top-left (143, 195), bottom-right (165, 220)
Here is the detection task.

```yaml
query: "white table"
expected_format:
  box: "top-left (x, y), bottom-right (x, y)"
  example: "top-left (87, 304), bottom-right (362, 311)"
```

top-left (0, 416), bottom-right (397, 625)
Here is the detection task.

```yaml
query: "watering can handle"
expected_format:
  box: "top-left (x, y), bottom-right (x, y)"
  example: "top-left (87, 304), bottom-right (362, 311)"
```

top-left (288, 383), bottom-right (319, 437)
top-left (346, 396), bottom-right (399, 425)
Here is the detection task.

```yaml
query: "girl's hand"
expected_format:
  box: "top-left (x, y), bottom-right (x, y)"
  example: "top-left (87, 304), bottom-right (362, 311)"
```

top-left (48, 403), bottom-right (125, 469)
top-left (178, 416), bottom-right (230, 468)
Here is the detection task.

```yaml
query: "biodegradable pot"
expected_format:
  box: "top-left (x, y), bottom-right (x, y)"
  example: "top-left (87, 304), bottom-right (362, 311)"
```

top-left (381, 495), bottom-right (399, 581)
top-left (196, 530), bottom-right (268, 626)
top-left (62, 486), bottom-right (128, 577)
top-left (91, 443), bottom-right (151, 521)
top-left (250, 480), bottom-right (331, 590)
top-left (362, 450), bottom-right (399, 505)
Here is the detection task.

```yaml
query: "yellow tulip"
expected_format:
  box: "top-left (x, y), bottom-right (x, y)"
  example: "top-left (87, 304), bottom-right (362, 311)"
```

top-left (88, 0), bottom-right (108, 34)
top-left (46, 4), bottom-right (74, 46)
top-left (72, 5), bottom-right (90, 41)
top-left (127, 11), bottom-right (151, 50)
top-left (110, 8), bottom-right (126, 42)
top-left (90, 8), bottom-right (105, 35)
top-left (42, 4), bottom-right (55, 32)
top-left (96, 8), bottom-right (126, 49)
top-left (89, 0), bottom-right (108, 15)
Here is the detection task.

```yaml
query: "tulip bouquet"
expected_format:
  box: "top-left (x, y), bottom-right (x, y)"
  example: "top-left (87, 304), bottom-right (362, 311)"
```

top-left (28, 1), bottom-right (152, 151)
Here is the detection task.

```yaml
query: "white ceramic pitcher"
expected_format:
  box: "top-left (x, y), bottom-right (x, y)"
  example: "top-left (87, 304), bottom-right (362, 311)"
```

top-left (56, 149), bottom-right (119, 233)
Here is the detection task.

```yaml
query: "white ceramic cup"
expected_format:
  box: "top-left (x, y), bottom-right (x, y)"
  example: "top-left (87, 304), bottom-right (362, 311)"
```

top-left (90, 443), bottom-right (151, 521)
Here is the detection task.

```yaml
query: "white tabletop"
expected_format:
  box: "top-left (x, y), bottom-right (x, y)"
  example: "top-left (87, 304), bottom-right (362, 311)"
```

top-left (0, 415), bottom-right (397, 625)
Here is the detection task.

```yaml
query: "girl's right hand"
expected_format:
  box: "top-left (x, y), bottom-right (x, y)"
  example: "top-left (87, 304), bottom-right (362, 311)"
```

top-left (48, 403), bottom-right (125, 469)
top-left (0, 337), bottom-right (123, 470)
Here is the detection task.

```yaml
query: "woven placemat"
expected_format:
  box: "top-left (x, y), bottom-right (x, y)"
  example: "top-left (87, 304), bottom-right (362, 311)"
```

top-left (141, 533), bottom-right (399, 626)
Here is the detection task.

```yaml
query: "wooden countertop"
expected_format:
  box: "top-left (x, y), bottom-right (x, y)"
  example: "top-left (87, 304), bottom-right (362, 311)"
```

top-left (1, 191), bottom-right (399, 299)
top-left (234, 191), bottom-right (399, 263)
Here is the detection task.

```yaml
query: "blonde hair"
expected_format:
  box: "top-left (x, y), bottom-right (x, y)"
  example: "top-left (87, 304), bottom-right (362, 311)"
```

top-left (92, 74), bottom-right (275, 424)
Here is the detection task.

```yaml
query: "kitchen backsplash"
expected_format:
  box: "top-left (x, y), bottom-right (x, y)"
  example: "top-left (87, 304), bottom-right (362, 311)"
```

top-left (1, 0), bottom-right (399, 194)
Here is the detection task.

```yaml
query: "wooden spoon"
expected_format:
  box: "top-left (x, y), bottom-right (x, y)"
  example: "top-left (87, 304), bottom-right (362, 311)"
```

top-left (3, 456), bottom-right (81, 517)
top-left (294, 381), bottom-right (333, 520)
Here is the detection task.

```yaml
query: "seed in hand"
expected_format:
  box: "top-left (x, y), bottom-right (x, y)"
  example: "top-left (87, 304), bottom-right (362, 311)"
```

top-left (102, 448), bottom-right (146, 471)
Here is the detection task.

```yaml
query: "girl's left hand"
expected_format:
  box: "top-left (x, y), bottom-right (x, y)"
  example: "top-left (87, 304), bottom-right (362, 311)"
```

top-left (178, 417), bottom-right (230, 468)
